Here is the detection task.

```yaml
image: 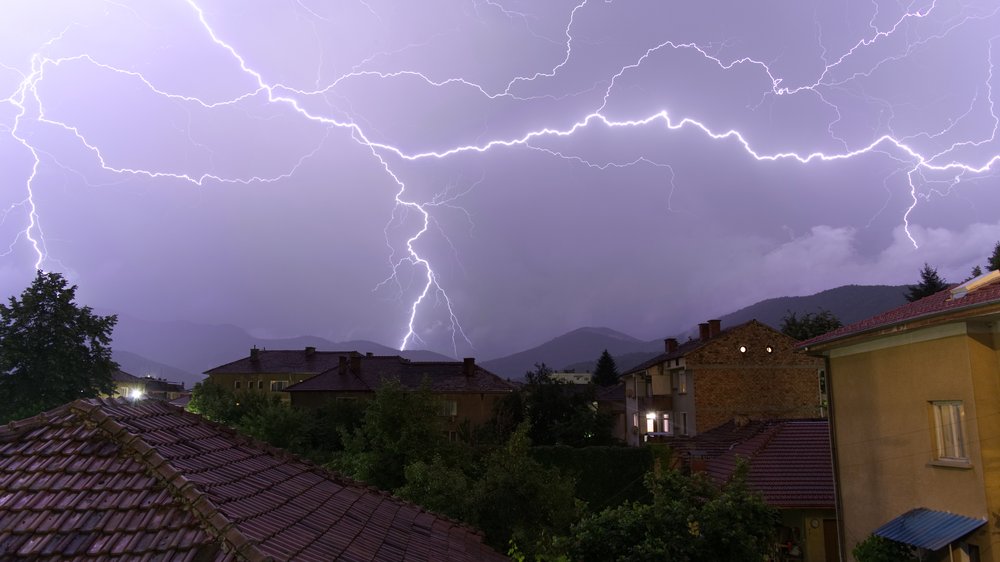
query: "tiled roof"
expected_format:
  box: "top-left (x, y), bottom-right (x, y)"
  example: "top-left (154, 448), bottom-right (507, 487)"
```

top-left (0, 399), bottom-right (507, 561)
top-left (704, 420), bottom-right (834, 510)
top-left (204, 350), bottom-right (361, 375)
top-left (595, 383), bottom-right (624, 402)
top-left (286, 356), bottom-right (515, 394)
top-left (621, 320), bottom-right (764, 376)
top-left (799, 273), bottom-right (1000, 348)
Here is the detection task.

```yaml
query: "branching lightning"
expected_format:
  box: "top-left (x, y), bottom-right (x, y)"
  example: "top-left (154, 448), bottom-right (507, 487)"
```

top-left (2, 0), bottom-right (999, 354)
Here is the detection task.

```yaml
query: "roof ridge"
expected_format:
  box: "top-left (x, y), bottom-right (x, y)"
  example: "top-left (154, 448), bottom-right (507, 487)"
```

top-left (69, 398), bottom-right (272, 562)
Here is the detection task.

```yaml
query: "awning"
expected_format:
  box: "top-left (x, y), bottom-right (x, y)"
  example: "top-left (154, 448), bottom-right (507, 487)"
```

top-left (873, 508), bottom-right (986, 551)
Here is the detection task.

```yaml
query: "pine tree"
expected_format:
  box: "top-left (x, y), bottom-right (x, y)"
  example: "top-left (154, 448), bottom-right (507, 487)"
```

top-left (970, 265), bottom-right (983, 279)
top-left (987, 241), bottom-right (1000, 272)
top-left (905, 263), bottom-right (949, 302)
top-left (592, 349), bottom-right (619, 386)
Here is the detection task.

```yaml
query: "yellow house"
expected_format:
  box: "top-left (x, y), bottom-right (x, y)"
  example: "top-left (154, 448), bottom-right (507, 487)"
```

top-left (800, 270), bottom-right (1000, 561)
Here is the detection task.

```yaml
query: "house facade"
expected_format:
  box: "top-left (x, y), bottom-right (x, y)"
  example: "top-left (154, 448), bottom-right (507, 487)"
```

top-left (111, 369), bottom-right (185, 401)
top-left (203, 347), bottom-right (362, 402)
top-left (622, 319), bottom-right (824, 446)
top-left (800, 271), bottom-right (1000, 560)
top-left (285, 354), bottom-right (515, 436)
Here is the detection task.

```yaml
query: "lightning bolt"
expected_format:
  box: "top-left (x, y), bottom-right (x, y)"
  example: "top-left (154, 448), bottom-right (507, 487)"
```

top-left (3, 0), bottom-right (999, 355)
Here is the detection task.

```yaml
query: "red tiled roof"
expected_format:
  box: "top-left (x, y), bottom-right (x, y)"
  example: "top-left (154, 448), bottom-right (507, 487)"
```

top-left (799, 276), bottom-right (1000, 348)
top-left (705, 420), bottom-right (834, 510)
top-left (285, 356), bottom-right (515, 394)
top-left (204, 350), bottom-right (361, 375)
top-left (0, 399), bottom-right (507, 561)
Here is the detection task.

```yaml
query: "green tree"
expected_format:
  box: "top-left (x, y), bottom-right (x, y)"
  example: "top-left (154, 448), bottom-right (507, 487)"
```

top-left (780, 309), bottom-right (843, 341)
top-left (592, 349), bottom-right (619, 386)
top-left (970, 265), bottom-right (983, 279)
top-left (906, 263), bottom-right (949, 302)
top-left (987, 241), bottom-right (1000, 272)
top-left (852, 534), bottom-right (918, 562)
top-left (333, 379), bottom-right (447, 490)
top-left (563, 460), bottom-right (778, 562)
top-left (0, 271), bottom-right (118, 422)
top-left (522, 363), bottom-right (613, 447)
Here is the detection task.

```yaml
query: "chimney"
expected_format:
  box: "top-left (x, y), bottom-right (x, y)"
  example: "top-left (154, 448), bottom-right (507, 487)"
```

top-left (366, 352), bottom-right (374, 358)
top-left (339, 355), bottom-right (348, 375)
top-left (698, 323), bottom-right (710, 341)
top-left (250, 346), bottom-right (259, 362)
top-left (305, 346), bottom-right (316, 357)
top-left (708, 319), bottom-right (721, 338)
top-left (463, 357), bottom-right (475, 377)
top-left (350, 355), bottom-right (362, 374)
top-left (664, 338), bottom-right (678, 353)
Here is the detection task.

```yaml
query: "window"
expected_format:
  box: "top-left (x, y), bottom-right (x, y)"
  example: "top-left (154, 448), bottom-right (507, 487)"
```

top-left (234, 380), bottom-right (241, 390)
top-left (677, 371), bottom-right (687, 394)
top-left (661, 413), bottom-right (671, 434)
top-left (270, 380), bottom-right (288, 391)
top-left (931, 401), bottom-right (967, 462)
top-left (632, 413), bottom-right (638, 429)
top-left (258, 380), bottom-right (264, 390)
top-left (680, 412), bottom-right (688, 436)
top-left (438, 400), bottom-right (458, 417)
top-left (645, 413), bottom-right (656, 433)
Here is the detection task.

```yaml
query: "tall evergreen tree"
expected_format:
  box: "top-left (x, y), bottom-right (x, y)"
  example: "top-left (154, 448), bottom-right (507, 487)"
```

top-left (780, 309), bottom-right (842, 341)
top-left (905, 263), bottom-right (949, 302)
top-left (970, 265), bottom-right (983, 279)
top-left (592, 349), bottom-right (620, 386)
top-left (987, 241), bottom-right (1000, 272)
top-left (0, 271), bottom-right (118, 422)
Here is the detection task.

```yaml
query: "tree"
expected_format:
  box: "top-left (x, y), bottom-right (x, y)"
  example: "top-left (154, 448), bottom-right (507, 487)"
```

top-left (905, 263), bottom-right (949, 302)
top-left (780, 309), bottom-right (843, 341)
top-left (562, 460), bottom-right (778, 562)
top-left (987, 241), bottom-right (1000, 272)
top-left (970, 265), bottom-right (983, 279)
top-left (0, 271), bottom-right (118, 422)
top-left (852, 534), bottom-right (918, 562)
top-left (522, 363), bottom-right (613, 447)
top-left (592, 350), bottom-right (619, 386)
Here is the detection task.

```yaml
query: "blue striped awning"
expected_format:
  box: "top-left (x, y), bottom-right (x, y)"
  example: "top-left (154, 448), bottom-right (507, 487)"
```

top-left (873, 508), bottom-right (986, 551)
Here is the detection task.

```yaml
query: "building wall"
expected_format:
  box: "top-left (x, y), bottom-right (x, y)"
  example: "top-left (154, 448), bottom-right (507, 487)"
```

top-left (779, 509), bottom-right (839, 562)
top-left (828, 324), bottom-right (997, 559)
top-left (290, 390), bottom-right (508, 432)
top-left (687, 322), bottom-right (823, 433)
top-left (206, 372), bottom-right (317, 402)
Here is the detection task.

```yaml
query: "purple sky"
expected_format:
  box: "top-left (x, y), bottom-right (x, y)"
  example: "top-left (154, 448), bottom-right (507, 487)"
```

top-left (2, 0), bottom-right (1000, 360)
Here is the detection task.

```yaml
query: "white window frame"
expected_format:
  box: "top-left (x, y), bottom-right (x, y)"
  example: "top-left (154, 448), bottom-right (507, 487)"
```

top-left (270, 380), bottom-right (288, 392)
top-left (931, 401), bottom-right (967, 462)
top-left (438, 400), bottom-right (458, 417)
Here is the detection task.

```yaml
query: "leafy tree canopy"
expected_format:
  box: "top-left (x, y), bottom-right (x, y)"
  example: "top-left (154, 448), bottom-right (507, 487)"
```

top-left (780, 309), bottom-right (843, 341)
top-left (905, 263), bottom-right (949, 302)
top-left (591, 349), bottom-right (619, 387)
top-left (0, 271), bottom-right (118, 422)
top-left (852, 534), bottom-right (918, 562)
top-left (521, 363), bottom-right (614, 447)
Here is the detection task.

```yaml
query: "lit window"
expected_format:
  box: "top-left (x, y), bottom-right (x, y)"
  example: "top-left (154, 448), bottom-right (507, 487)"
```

top-left (739, 345), bottom-right (747, 353)
top-left (677, 371), bottom-right (687, 394)
top-left (270, 380), bottom-right (287, 391)
top-left (931, 401), bottom-right (967, 461)
top-left (632, 413), bottom-right (639, 428)
top-left (765, 345), bottom-right (773, 353)
top-left (661, 413), bottom-right (671, 434)
top-left (645, 412), bottom-right (656, 433)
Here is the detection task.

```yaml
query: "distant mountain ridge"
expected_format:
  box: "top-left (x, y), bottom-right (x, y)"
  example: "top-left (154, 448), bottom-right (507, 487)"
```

top-left (483, 284), bottom-right (908, 378)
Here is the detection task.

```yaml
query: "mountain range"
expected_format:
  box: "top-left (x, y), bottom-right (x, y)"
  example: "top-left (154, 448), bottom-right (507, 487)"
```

top-left (107, 284), bottom-right (909, 385)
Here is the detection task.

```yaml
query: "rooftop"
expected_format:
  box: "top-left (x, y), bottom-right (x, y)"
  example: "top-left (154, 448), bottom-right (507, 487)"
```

top-left (204, 349), bottom-right (361, 375)
top-left (800, 270), bottom-right (1000, 349)
top-left (285, 356), bottom-right (515, 394)
top-left (0, 399), bottom-right (507, 561)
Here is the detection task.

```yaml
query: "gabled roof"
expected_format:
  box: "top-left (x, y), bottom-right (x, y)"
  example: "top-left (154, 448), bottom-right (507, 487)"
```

top-left (622, 320), bottom-right (771, 376)
top-left (0, 399), bottom-right (507, 561)
top-left (204, 350), bottom-right (361, 375)
top-left (704, 419), bottom-right (834, 510)
top-left (800, 272), bottom-right (1000, 349)
top-left (285, 356), bottom-right (515, 394)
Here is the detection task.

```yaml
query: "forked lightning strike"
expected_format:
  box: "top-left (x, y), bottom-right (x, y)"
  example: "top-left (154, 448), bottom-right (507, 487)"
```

top-left (2, 0), bottom-right (998, 354)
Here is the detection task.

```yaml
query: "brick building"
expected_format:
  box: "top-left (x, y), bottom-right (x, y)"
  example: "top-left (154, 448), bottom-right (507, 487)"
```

top-left (622, 319), bottom-right (824, 445)
top-left (203, 347), bottom-right (363, 402)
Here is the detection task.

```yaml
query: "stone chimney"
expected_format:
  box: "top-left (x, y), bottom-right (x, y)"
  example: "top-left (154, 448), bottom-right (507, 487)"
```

top-left (664, 338), bottom-right (678, 353)
top-left (708, 319), bottom-right (721, 338)
top-left (305, 346), bottom-right (316, 357)
top-left (698, 323), bottom-right (710, 342)
top-left (463, 357), bottom-right (476, 377)
top-left (350, 355), bottom-right (362, 374)
top-left (339, 355), bottom-right (348, 375)
top-left (250, 346), bottom-right (259, 362)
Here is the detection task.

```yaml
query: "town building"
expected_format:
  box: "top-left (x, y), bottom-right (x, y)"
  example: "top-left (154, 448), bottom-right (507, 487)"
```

top-left (111, 369), bottom-right (186, 401)
top-left (285, 355), bottom-right (514, 438)
top-left (203, 347), bottom-right (362, 402)
top-left (621, 319), bottom-right (824, 445)
top-left (800, 270), bottom-right (1000, 560)
top-left (0, 398), bottom-right (507, 561)
top-left (549, 371), bottom-right (594, 384)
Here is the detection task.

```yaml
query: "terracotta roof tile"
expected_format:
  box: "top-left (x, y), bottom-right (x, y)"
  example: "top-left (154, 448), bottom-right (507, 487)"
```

top-left (285, 355), bottom-right (515, 394)
top-left (0, 398), bottom-right (506, 561)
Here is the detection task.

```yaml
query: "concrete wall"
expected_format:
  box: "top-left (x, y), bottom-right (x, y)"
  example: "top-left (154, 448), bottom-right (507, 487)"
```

top-left (828, 324), bottom-right (999, 560)
top-left (206, 372), bottom-right (316, 402)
